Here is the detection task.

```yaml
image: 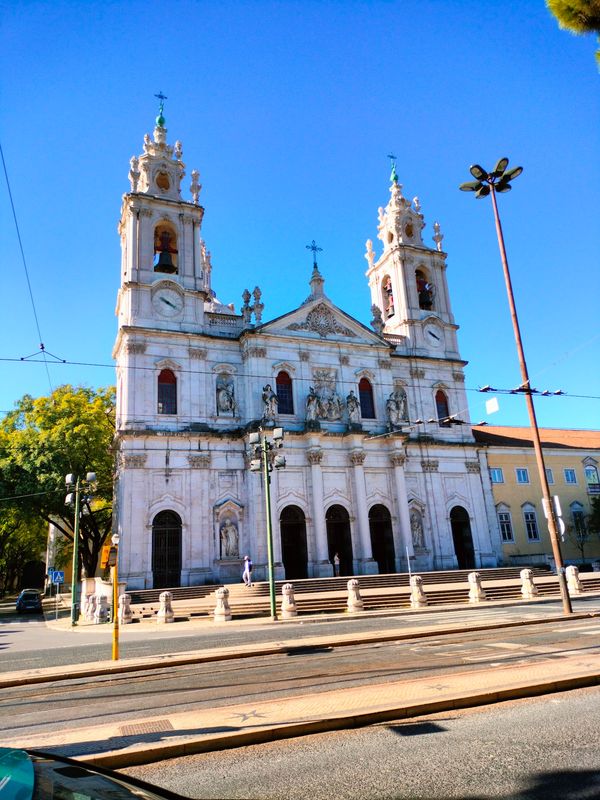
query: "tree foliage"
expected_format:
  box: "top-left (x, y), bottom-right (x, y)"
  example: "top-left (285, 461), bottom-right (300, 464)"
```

top-left (546, 0), bottom-right (600, 65)
top-left (0, 385), bottom-right (115, 579)
top-left (0, 508), bottom-right (46, 592)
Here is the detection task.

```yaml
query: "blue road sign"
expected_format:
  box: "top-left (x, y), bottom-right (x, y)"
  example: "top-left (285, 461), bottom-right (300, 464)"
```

top-left (53, 571), bottom-right (65, 584)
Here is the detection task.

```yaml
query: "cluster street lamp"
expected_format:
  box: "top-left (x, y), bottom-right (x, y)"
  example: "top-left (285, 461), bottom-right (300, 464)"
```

top-left (65, 472), bottom-right (97, 626)
top-left (460, 158), bottom-right (572, 615)
top-left (248, 427), bottom-right (286, 620)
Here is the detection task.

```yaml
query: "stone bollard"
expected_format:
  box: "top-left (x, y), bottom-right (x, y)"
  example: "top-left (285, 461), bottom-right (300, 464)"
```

top-left (410, 575), bottom-right (428, 608)
top-left (118, 593), bottom-right (133, 624)
top-left (85, 593), bottom-right (97, 622)
top-left (94, 594), bottom-right (109, 624)
top-left (520, 568), bottom-right (538, 599)
top-left (281, 583), bottom-right (298, 618)
top-left (157, 591), bottom-right (175, 623)
top-left (566, 565), bottom-right (584, 595)
top-left (468, 571), bottom-right (487, 603)
top-left (347, 578), bottom-right (364, 613)
top-left (213, 586), bottom-right (232, 623)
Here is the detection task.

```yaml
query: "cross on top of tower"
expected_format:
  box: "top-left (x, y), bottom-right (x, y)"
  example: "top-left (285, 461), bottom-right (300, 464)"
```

top-left (154, 91), bottom-right (168, 128)
top-left (306, 239), bottom-right (323, 267)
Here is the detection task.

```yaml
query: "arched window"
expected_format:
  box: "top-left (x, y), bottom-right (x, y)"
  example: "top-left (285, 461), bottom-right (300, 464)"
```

top-left (381, 275), bottom-right (394, 318)
top-left (158, 369), bottom-right (177, 415)
top-left (584, 464), bottom-right (599, 488)
top-left (570, 502), bottom-right (586, 535)
top-left (435, 390), bottom-right (450, 427)
top-left (522, 503), bottom-right (539, 541)
top-left (153, 223), bottom-right (178, 274)
top-left (275, 371), bottom-right (294, 414)
top-left (358, 378), bottom-right (375, 419)
top-left (415, 269), bottom-right (433, 310)
top-left (496, 504), bottom-right (514, 543)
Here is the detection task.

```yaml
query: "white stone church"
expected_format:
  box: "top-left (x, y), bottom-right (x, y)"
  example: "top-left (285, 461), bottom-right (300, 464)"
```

top-left (113, 109), bottom-right (502, 590)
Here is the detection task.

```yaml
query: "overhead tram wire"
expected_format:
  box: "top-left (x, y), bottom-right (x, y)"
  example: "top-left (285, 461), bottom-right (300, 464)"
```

top-left (0, 140), bottom-right (54, 394)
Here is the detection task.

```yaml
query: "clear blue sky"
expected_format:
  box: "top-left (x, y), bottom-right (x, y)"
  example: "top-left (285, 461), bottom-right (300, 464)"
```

top-left (2, 0), bottom-right (599, 429)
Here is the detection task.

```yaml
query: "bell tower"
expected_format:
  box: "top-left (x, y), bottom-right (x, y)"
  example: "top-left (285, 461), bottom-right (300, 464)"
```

top-left (115, 98), bottom-right (210, 332)
top-left (365, 164), bottom-right (460, 359)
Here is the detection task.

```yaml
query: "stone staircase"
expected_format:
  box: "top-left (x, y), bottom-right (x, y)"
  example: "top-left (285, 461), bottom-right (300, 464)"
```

top-left (120, 566), bottom-right (600, 621)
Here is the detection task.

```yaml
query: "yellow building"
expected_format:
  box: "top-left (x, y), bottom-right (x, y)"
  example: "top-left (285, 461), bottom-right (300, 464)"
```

top-left (473, 426), bottom-right (600, 568)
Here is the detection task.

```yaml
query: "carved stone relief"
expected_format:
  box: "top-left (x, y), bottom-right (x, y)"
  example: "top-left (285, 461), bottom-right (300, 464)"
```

top-left (287, 303), bottom-right (356, 338)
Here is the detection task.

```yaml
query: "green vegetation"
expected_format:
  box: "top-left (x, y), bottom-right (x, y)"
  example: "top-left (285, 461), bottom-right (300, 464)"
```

top-left (546, 0), bottom-right (600, 66)
top-left (0, 385), bottom-right (115, 582)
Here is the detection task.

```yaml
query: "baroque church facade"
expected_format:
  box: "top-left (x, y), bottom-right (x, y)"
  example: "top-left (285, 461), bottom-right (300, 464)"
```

top-left (113, 110), bottom-right (502, 590)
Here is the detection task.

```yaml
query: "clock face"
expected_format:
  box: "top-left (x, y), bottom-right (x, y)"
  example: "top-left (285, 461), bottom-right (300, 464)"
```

top-left (424, 323), bottom-right (443, 348)
top-left (152, 287), bottom-right (184, 317)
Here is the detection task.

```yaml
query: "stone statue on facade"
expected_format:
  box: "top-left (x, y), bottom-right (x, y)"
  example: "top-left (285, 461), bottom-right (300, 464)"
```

top-left (220, 518), bottom-right (239, 559)
top-left (306, 386), bottom-right (319, 422)
top-left (386, 387), bottom-right (409, 430)
top-left (346, 390), bottom-right (361, 425)
top-left (262, 384), bottom-right (278, 422)
top-left (216, 376), bottom-right (236, 415)
top-left (410, 509), bottom-right (425, 549)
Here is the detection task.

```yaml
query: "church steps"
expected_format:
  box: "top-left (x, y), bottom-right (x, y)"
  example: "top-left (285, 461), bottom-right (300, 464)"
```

top-left (126, 566), bottom-right (550, 606)
top-left (126, 572), bottom-right (600, 621)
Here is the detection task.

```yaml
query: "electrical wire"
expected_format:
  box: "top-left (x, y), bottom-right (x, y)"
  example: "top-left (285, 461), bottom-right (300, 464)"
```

top-left (0, 140), bottom-right (53, 394)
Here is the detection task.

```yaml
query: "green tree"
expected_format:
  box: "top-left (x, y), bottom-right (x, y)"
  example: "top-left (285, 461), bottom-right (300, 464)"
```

top-left (546, 0), bottom-right (600, 66)
top-left (0, 509), bottom-right (46, 593)
top-left (0, 385), bottom-right (115, 580)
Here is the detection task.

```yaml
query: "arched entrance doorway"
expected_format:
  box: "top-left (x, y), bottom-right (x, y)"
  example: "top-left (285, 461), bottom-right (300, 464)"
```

top-left (450, 506), bottom-right (475, 569)
top-left (280, 505), bottom-right (308, 580)
top-left (368, 504), bottom-right (395, 574)
top-left (152, 510), bottom-right (182, 589)
top-left (325, 505), bottom-right (353, 576)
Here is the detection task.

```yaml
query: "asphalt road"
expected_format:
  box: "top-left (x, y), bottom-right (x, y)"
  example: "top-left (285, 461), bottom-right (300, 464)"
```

top-left (122, 686), bottom-right (600, 799)
top-left (2, 614), bottom-right (600, 744)
top-left (2, 596), bottom-right (600, 672)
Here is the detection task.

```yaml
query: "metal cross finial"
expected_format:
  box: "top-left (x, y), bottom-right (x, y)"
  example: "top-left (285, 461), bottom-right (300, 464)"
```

top-left (155, 91), bottom-right (168, 109)
top-left (306, 239), bottom-right (323, 267)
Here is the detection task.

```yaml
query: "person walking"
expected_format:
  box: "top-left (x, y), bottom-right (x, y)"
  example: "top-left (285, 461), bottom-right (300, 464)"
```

top-left (242, 555), bottom-right (253, 587)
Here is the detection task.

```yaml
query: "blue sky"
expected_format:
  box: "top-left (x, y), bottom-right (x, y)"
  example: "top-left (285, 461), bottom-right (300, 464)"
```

top-left (1, 0), bottom-right (599, 429)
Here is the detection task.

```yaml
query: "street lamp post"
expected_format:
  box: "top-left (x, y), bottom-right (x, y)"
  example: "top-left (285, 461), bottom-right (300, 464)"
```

top-left (248, 427), bottom-right (286, 620)
top-left (65, 472), bottom-right (97, 626)
top-left (109, 532), bottom-right (120, 660)
top-left (460, 159), bottom-right (572, 615)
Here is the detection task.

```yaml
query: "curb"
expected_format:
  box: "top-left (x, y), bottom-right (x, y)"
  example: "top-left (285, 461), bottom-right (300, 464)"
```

top-left (2, 611), bottom-right (595, 689)
top-left (78, 668), bottom-right (600, 769)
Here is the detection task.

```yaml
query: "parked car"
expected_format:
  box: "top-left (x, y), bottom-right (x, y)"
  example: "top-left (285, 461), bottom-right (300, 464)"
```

top-left (0, 748), bottom-right (186, 800)
top-left (15, 589), bottom-right (43, 614)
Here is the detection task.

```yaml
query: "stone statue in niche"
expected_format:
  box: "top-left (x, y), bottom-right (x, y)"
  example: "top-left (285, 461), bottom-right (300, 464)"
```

top-left (220, 518), bottom-right (239, 559)
top-left (216, 375), bottom-right (236, 415)
top-left (306, 386), bottom-right (319, 422)
top-left (346, 390), bottom-right (361, 425)
top-left (410, 509), bottom-right (425, 549)
top-left (262, 384), bottom-right (278, 422)
top-left (386, 387), bottom-right (409, 430)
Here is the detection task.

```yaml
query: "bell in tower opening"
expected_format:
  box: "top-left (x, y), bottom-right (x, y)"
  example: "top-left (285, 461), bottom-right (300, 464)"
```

top-left (154, 225), bottom-right (178, 274)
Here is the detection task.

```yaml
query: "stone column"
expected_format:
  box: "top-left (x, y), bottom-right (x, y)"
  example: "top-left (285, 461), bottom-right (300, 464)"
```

top-left (390, 452), bottom-right (413, 566)
top-left (307, 448), bottom-right (330, 577)
top-left (270, 467), bottom-right (285, 580)
top-left (349, 449), bottom-right (377, 574)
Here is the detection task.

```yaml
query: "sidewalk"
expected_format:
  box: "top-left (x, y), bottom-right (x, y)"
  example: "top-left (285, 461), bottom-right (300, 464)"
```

top-left (3, 601), bottom-right (600, 768)
top-left (8, 643), bottom-right (600, 770)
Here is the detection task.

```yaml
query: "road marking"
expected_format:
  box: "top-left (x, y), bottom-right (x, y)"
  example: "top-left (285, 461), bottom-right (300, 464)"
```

top-left (485, 642), bottom-right (523, 650)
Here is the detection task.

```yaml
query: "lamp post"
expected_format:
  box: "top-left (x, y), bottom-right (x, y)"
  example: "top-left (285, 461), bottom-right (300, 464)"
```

top-left (248, 427), bottom-right (286, 620)
top-left (65, 472), bottom-right (97, 626)
top-left (109, 532), bottom-right (120, 660)
top-left (460, 158), bottom-right (572, 615)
